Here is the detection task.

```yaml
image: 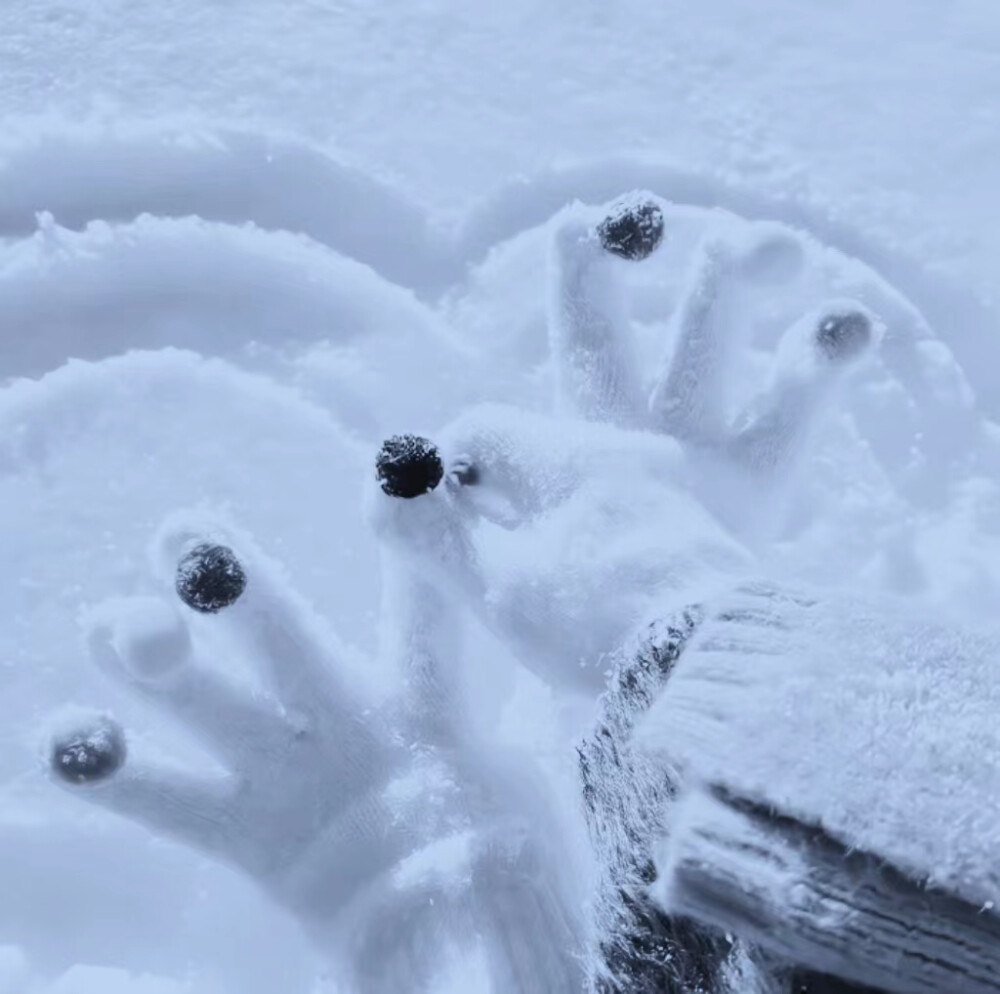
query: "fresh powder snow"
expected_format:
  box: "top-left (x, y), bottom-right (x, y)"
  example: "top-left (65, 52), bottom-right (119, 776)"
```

top-left (0, 2), bottom-right (997, 992)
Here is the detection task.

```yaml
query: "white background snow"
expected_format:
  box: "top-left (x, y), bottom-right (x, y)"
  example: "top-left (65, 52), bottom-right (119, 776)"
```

top-left (0, 1), bottom-right (998, 991)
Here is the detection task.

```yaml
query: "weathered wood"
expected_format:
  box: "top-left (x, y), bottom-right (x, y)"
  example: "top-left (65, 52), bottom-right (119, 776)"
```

top-left (657, 788), bottom-right (1000, 994)
top-left (789, 971), bottom-right (889, 994)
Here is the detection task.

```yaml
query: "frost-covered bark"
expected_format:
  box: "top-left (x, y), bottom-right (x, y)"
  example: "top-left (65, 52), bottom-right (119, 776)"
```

top-left (577, 591), bottom-right (932, 994)
top-left (577, 607), bottom-right (737, 993)
top-left (660, 789), bottom-right (1000, 994)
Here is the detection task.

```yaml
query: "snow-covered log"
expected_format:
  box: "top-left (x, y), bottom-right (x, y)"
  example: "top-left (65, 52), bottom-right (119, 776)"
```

top-left (644, 582), bottom-right (1000, 994)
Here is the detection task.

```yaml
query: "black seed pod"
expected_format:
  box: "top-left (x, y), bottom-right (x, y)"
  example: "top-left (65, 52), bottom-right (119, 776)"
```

top-left (176, 543), bottom-right (247, 613)
top-left (376, 435), bottom-right (444, 499)
top-left (815, 310), bottom-right (871, 362)
top-left (52, 718), bottom-right (126, 785)
top-left (597, 198), bottom-right (665, 261)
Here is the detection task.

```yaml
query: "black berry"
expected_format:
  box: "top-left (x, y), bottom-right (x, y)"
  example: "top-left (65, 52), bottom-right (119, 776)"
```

top-left (597, 198), bottom-right (665, 261)
top-left (815, 310), bottom-right (871, 362)
top-left (176, 543), bottom-right (247, 613)
top-left (376, 435), bottom-right (444, 499)
top-left (52, 719), bottom-right (126, 785)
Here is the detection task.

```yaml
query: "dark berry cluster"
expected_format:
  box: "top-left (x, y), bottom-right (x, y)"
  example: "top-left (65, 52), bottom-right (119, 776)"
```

top-left (51, 718), bottom-right (126, 785)
top-left (597, 198), bottom-right (665, 261)
top-left (176, 543), bottom-right (248, 613)
top-left (376, 435), bottom-right (444, 499)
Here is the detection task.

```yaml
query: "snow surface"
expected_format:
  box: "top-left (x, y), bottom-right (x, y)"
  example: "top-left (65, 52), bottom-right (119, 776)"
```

top-left (0, 1), bottom-right (998, 991)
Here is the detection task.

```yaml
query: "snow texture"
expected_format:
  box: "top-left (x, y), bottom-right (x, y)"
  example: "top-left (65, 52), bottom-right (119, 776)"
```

top-left (56, 511), bottom-right (586, 993)
top-left (0, 7), bottom-right (998, 989)
top-left (9, 176), bottom-right (984, 993)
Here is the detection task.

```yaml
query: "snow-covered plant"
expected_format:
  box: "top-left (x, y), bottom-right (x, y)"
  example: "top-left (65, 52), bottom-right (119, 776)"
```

top-left (375, 196), bottom-right (876, 993)
top-left (48, 194), bottom-right (877, 993)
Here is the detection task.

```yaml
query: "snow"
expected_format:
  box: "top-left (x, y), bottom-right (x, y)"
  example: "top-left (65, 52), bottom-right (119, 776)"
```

top-left (0, 948), bottom-right (29, 994)
top-left (2, 2), bottom-right (997, 293)
top-left (44, 966), bottom-right (189, 994)
top-left (0, 0), bottom-right (998, 991)
top-left (640, 582), bottom-right (1000, 912)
